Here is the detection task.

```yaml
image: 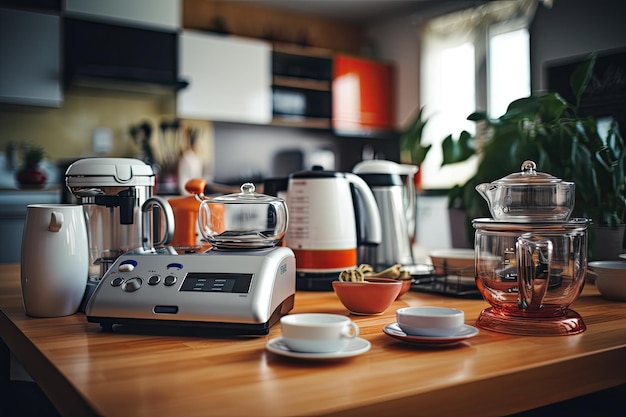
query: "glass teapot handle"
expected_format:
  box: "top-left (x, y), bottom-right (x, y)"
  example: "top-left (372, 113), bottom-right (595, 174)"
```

top-left (516, 233), bottom-right (553, 311)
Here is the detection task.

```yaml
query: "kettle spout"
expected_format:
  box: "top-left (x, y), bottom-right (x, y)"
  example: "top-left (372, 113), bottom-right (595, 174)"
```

top-left (475, 183), bottom-right (494, 204)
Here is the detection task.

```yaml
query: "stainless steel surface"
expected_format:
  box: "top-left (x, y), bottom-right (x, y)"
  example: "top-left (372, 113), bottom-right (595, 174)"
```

top-left (86, 246), bottom-right (296, 334)
top-left (360, 186), bottom-right (414, 268)
top-left (353, 160), bottom-right (417, 269)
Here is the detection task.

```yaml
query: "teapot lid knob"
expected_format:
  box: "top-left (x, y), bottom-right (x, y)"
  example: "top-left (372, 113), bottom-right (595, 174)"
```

top-left (241, 182), bottom-right (256, 194)
top-left (521, 160), bottom-right (537, 175)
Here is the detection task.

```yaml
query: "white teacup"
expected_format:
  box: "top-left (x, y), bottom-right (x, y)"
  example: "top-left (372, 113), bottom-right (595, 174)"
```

top-left (280, 313), bottom-right (359, 353)
top-left (21, 204), bottom-right (89, 317)
top-left (396, 306), bottom-right (465, 337)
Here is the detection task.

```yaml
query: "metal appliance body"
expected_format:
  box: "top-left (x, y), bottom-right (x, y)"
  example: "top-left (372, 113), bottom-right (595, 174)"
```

top-left (360, 183), bottom-right (414, 268)
top-left (86, 246), bottom-right (296, 335)
top-left (66, 158), bottom-right (174, 282)
top-left (353, 160), bottom-right (417, 269)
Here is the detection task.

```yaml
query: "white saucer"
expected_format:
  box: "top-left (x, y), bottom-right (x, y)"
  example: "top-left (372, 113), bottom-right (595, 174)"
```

top-left (266, 337), bottom-right (371, 359)
top-left (383, 323), bottom-right (479, 346)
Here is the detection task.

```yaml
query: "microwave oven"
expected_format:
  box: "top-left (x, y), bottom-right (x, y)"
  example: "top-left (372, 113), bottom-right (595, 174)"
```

top-left (272, 86), bottom-right (331, 119)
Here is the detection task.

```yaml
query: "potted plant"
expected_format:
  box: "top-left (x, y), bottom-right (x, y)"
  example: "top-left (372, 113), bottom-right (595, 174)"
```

top-left (440, 54), bottom-right (626, 259)
top-left (15, 144), bottom-right (47, 189)
top-left (399, 107), bottom-right (432, 187)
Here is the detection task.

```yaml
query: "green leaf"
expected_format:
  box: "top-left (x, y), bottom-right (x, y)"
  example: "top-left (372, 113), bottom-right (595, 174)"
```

top-left (467, 111), bottom-right (489, 122)
top-left (441, 131), bottom-right (474, 166)
top-left (570, 53), bottom-right (596, 108)
top-left (399, 107), bottom-right (431, 166)
top-left (537, 93), bottom-right (568, 121)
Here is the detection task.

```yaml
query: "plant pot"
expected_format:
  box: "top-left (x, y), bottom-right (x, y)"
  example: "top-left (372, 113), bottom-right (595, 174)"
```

top-left (15, 165), bottom-right (47, 189)
top-left (589, 224), bottom-right (626, 261)
top-left (449, 208), bottom-right (472, 249)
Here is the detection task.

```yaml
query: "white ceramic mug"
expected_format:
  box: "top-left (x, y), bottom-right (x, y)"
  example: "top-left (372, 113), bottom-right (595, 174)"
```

top-left (21, 204), bottom-right (89, 317)
top-left (280, 313), bottom-right (359, 353)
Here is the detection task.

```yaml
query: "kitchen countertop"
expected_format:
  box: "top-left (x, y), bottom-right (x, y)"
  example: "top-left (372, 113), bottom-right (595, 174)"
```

top-left (1, 263), bottom-right (625, 417)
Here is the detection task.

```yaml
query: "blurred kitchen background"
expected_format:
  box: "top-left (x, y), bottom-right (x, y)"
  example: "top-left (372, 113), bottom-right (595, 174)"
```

top-left (1, 0), bottom-right (625, 263)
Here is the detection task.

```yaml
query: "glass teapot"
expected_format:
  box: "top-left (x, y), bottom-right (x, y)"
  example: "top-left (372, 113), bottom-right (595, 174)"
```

top-left (472, 161), bottom-right (590, 336)
top-left (198, 183), bottom-right (288, 249)
top-left (475, 160), bottom-right (575, 222)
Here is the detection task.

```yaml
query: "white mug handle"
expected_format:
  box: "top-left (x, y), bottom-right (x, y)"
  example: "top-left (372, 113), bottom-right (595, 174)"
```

top-left (341, 321), bottom-right (359, 339)
top-left (48, 211), bottom-right (63, 232)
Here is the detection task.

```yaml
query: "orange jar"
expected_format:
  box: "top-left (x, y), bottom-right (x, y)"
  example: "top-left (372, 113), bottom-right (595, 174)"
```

top-left (168, 179), bottom-right (206, 250)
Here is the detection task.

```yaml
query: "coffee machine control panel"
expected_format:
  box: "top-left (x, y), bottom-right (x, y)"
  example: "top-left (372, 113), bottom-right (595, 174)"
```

top-left (85, 247), bottom-right (296, 335)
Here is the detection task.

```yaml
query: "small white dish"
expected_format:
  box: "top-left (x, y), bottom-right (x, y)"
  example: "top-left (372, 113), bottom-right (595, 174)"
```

top-left (588, 260), bottom-right (626, 301)
top-left (383, 323), bottom-right (479, 346)
top-left (266, 337), bottom-right (371, 359)
top-left (396, 306), bottom-right (465, 337)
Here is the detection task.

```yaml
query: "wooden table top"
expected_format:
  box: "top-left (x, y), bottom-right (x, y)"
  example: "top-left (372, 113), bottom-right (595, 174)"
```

top-left (1, 263), bottom-right (625, 417)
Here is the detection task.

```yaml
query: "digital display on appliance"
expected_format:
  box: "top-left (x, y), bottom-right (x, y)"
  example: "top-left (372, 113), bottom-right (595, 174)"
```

top-left (179, 273), bottom-right (253, 294)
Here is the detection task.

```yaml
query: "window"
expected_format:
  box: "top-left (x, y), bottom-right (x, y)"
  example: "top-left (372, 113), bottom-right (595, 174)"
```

top-left (488, 23), bottom-right (531, 118)
top-left (419, 0), bottom-right (536, 190)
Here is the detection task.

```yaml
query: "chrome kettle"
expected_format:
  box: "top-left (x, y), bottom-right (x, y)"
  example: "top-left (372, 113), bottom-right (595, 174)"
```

top-left (353, 160), bottom-right (417, 269)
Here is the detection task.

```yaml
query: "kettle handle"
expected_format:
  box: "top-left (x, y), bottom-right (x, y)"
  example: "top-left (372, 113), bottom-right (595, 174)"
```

top-left (345, 173), bottom-right (382, 246)
top-left (399, 164), bottom-right (418, 240)
top-left (516, 233), bottom-right (553, 311)
top-left (141, 196), bottom-right (175, 250)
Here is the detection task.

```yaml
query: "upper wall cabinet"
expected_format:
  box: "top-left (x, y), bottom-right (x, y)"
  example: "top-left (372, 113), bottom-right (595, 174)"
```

top-left (177, 31), bottom-right (271, 124)
top-left (64, 17), bottom-right (187, 94)
top-left (332, 54), bottom-right (395, 136)
top-left (0, 8), bottom-right (62, 107)
top-left (271, 44), bottom-right (333, 129)
top-left (64, 0), bottom-right (180, 31)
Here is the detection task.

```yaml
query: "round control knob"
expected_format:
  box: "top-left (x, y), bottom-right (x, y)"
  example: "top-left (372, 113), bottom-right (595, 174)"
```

top-left (164, 275), bottom-right (177, 286)
top-left (122, 277), bottom-right (143, 292)
top-left (148, 275), bottom-right (161, 285)
top-left (111, 277), bottom-right (124, 287)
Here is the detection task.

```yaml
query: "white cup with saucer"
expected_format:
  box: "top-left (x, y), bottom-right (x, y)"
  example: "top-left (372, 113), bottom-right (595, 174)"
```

top-left (280, 313), bottom-right (359, 353)
top-left (396, 306), bottom-right (465, 337)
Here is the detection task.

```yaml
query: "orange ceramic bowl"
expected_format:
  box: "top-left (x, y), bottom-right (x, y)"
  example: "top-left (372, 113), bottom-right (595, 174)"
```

top-left (396, 278), bottom-right (412, 299)
top-left (374, 276), bottom-right (412, 299)
top-left (332, 278), bottom-right (402, 315)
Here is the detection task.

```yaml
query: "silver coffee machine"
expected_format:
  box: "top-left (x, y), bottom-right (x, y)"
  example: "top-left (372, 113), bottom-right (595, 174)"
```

top-left (65, 158), bottom-right (174, 283)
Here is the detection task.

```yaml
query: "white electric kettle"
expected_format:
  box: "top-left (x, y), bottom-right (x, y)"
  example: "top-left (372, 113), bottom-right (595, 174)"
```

top-left (285, 166), bottom-right (382, 290)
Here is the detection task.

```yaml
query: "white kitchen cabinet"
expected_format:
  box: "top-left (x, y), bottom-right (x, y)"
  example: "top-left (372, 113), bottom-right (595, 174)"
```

top-left (64, 0), bottom-right (180, 31)
top-left (177, 31), bottom-right (272, 124)
top-left (0, 8), bottom-right (62, 107)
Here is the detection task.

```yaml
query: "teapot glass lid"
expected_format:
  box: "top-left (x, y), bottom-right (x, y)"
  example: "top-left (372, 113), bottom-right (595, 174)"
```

top-left (491, 160), bottom-right (569, 186)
